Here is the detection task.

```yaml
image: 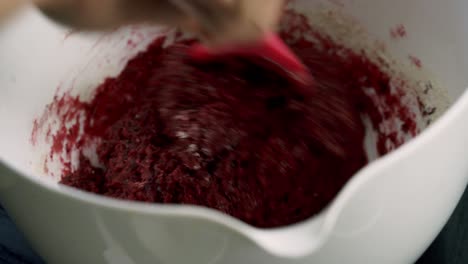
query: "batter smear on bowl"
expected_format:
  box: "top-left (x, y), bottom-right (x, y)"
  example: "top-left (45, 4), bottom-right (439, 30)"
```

top-left (39, 12), bottom-right (422, 228)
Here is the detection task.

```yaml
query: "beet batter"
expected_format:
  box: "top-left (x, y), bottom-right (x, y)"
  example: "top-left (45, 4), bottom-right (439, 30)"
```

top-left (52, 12), bottom-right (419, 228)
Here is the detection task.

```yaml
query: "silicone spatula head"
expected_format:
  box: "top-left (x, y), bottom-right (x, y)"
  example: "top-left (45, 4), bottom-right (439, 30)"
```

top-left (188, 32), bottom-right (315, 97)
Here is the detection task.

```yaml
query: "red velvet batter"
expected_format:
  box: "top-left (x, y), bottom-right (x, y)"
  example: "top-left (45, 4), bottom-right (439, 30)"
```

top-left (47, 12), bottom-right (420, 228)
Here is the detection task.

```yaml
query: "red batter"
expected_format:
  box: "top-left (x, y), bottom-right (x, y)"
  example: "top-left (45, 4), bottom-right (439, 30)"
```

top-left (40, 12), bottom-right (420, 228)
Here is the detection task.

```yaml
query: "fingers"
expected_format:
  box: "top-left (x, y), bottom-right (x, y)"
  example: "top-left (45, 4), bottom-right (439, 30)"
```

top-left (0, 0), bottom-right (26, 22)
top-left (35, 0), bottom-right (123, 29)
top-left (35, 0), bottom-right (189, 30)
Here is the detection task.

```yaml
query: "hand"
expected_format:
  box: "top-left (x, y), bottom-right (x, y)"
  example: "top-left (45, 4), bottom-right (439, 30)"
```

top-left (33, 0), bottom-right (284, 46)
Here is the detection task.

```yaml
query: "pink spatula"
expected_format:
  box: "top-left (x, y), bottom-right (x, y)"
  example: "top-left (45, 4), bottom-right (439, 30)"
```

top-left (188, 32), bottom-right (315, 96)
top-left (168, 0), bottom-right (314, 96)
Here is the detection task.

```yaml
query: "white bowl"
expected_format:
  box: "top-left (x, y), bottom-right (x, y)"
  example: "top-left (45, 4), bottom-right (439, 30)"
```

top-left (1, 0), bottom-right (468, 263)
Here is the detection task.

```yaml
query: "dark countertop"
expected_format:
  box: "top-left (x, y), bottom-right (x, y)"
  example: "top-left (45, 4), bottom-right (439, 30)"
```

top-left (0, 186), bottom-right (467, 264)
top-left (417, 186), bottom-right (468, 264)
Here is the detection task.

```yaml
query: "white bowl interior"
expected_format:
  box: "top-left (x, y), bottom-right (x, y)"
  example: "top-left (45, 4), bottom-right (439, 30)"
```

top-left (1, 0), bottom-right (467, 187)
